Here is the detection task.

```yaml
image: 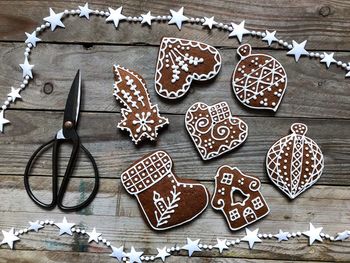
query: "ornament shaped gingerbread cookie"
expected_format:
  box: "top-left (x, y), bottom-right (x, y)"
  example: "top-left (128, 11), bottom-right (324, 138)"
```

top-left (185, 101), bottom-right (248, 160)
top-left (155, 37), bottom-right (222, 99)
top-left (211, 166), bottom-right (270, 231)
top-left (113, 65), bottom-right (169, 144)
top-left (266, 123), bottom-right (324, 199)
top-left (121, 150), bottom-right (210, 230)
top-left (232, 44), bottom-right (287, 111)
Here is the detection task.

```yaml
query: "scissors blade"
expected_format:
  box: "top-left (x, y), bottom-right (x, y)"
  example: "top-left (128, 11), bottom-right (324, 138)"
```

top-left (62, 70), bottom-right (81, 131)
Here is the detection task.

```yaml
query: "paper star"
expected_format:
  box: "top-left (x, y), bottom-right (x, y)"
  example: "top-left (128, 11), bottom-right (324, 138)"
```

top-left (303, 223), bottom-right (323, 245)
top-left (110, 245), bottom-right (125, 261)
top-left (25, 31), bottom-right (41, 47)
top-left (168, 7), bottom-right (188, 30)
top-left (141, 11), bottom-right (155, 26)
top-left (1, 228), bottom-right (19, 249)
top-left (0, 110), bottom-right (10, 133)
top-left (79, 3), bottom-right (92, 19)
top-left (54, 217), bottom-right (75, 236)
top-left (106, 7), bottom-right (126, 28)
top-left (44, 8), bottom-right (65, 31)
top-left (155, 247), bottom-right (170, 262)
top-left (346, 70), bottom-right (350, 78)
top-left (182, 238), bottom-right (201, 256)
top-left (7, 87), bottom-right (21, 102)
top-left (86, 228), bottom-right (101, 243)
top-left (335, 230), bottom-right (350, 241)
top-left (126, 246), bottom-right (143, 263)
top-left (320, 52), bottom-right (337, 68)
top-left (274, 229), bottom-right (289, 242)
top-left (19, 56), bottom-right (34, 79)
top-left (202, 16), bottom-right (217, 29)
top-left (287, 40), bottom-right (309, 62)
top-left (241, 228), bottom-right (262, 249)
top-left (28, 221), bottom-right (44, 232)
top-left (213, 238), bottom-right (228, 253)
top-left (262, 30), bottom-right (278, 46)
top-left (229, 21), bottom-right (250, 43)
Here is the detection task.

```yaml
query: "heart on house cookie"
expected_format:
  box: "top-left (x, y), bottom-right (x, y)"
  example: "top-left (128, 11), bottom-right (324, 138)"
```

top-left (155, 37), bottom-right (222, 99)
top-left (185, 101), bottom-right (248, 160)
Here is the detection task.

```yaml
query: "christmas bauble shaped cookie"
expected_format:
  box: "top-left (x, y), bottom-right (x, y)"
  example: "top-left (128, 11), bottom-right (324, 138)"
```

top-left (266, 123), bottom-right (324, 199)
top-left (232, 44), bottom-right (287, 112)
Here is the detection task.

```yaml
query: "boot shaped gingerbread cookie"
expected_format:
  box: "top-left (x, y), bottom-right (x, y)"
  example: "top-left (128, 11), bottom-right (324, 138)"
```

top-left (121, 150), bottom-right (210, 230)
top-left (211, 166), bottom-right (269, 231)
top-left (232, 44), bottom-right (287, 112)
top-left (266, 123), bottom-right (324, 199)
top-left (185, 101), bottom-right (248, 160)
top-left (113, 65), bottom-right (169, 144)
top-left (155, 37), bottom-right (222, 99)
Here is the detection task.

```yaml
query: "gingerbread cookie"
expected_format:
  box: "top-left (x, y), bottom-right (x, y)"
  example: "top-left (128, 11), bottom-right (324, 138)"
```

top-left (113, 65), bottom-right (169, 144)
top-left (155, 37), bottom-right (222, 99)
top-left (232, 44), bottom-right (287, 112)
top-left (121, 150), bottom-right (210, 230)
top-left (266, 123), bottom-right (324, 199)
top-left (185, 101), bottom-right (248, 160)
top-left (211, 166), bottom-right (270, 231)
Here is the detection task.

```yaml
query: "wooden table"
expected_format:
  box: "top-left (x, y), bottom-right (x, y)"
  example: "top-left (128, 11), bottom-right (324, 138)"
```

top-left (0, 0), bottom-right (349, 262)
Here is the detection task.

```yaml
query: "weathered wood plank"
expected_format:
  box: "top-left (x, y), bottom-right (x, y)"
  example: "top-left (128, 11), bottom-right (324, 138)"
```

top-left (0, 1), bottom-right (350, 50)
top-left (1, 110), bottom-right (349, 186)
top-left (0, 176), bottom-right (349, 261)
top-left (0, 43), bottom-right (349, 118)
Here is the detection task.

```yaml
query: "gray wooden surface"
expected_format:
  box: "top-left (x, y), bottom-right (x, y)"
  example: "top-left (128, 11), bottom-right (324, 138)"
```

top-left (0, 0), bottom-right (349, 262)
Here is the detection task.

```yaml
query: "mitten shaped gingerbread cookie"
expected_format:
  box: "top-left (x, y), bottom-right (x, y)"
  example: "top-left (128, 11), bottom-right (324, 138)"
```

top-left (211, 166), bottom-right (269, 231)
top-left (113, 65), bottom-right (169, 144)
top-left (185, 101), bottom-right (248, 160)
top-left (121, 150), bottom-right (210, 230)
top-left (266, 123), bottom-right (324, 199)
top-left (155, 37), bottom-right (222, 99)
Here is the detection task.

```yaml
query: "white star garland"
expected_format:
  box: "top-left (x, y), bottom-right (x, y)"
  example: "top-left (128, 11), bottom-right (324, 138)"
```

top-left (1, 3), bottom-right (350, 134)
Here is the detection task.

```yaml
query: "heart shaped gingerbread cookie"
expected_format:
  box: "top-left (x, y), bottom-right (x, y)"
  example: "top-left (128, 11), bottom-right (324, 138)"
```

top-left (155, 37), bottom-right (222, 99)
top-left (185, 101), bottom-right (248, 160)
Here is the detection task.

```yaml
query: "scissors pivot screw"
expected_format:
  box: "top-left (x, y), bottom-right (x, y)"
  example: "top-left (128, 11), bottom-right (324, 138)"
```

top-left (64, 121), bottom-right (73, 129)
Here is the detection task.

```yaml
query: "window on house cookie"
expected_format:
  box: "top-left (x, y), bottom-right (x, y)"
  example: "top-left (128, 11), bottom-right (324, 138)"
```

top-left (252, 196), bottom-right (263, 210)
top-left (229, 208), bottom-right (240, 221)
top-left (221, 173), bottom-right (233, 185)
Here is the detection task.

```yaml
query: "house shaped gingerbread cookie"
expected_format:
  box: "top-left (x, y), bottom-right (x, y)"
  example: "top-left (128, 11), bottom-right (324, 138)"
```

top-left (211, 166), bottom-right (269, 231)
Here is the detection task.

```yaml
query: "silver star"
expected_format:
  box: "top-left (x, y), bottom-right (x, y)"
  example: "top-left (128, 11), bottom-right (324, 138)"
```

top-left (229, 21), bottom-right (250, 43)
top-left (335, 230), bottom-right (350, 241)
top-left (106, 7), bottom-right (126, 28)
top-left (54, 217), bottom-right (75, 236)
top-left (0, 110), bottom-right (10, 133)
top-left (262, 30), bottom-right (278, 46)
top-left (7, 87), bottom-right (21, 102)
top-left (25, 31), bottom-right (41, 47)
top-left (1, 228), bottom-right (19, 249)
top-left (28, 221), bottom-right (44, 232)
top-left (44, 8), bottom-right (65, 31)
top-left (155, 246), bottom-right (170, 262)
top-left (213, 238), bottom-right (228, 253)
top-left (274, 229), bottom-right (289, 242)
top-left (19, 56), bottom-right (34, 79)
top-left (287, 40), bottom-right (309, 62)
top-left (182, 238), bottom-right (201, 257)
top-left (126, 246), bottom-right (143, 263)
top-left (141, 11), bottom-right (155, 26)
top-left (110, 245), bottom-right (125, 261)
top-left (79, 3), bottom-right (92, 19)
top-left (320, 52), bottom-right (337, 68)
top-left (86, 227), bottom-right (101, 243)
top-left (202, 16), bottom-right (217, 29)
top-left (241, 228), bottom-right (262, 249)
top-left (168, 7), bottom-right (188, 30)
top-left (303, 223), bottom-right (323, 245)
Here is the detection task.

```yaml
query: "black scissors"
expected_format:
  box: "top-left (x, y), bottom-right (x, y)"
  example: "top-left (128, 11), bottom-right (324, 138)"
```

top-left (24, 70), bottom-right (99, 212)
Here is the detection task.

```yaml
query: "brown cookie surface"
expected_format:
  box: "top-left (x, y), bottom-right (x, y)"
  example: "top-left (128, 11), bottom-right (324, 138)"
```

top-left (121, 150), bottom-right (210, 230)
top-left (185, 101), bottom-right (248, 160)
top-left (211, 166), bottom-right (270, 231)
top-left (155, 37), bottom-right (221, 99)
